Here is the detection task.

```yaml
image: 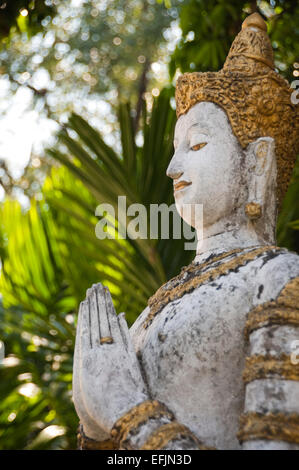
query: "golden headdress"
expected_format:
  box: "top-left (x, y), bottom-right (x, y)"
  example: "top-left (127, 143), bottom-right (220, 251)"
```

top-left (175, 13), bottom-right (299, 206)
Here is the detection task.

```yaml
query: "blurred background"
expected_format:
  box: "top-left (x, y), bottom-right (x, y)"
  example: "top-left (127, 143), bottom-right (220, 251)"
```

top-left (0, 0), bottom-right (298, 450)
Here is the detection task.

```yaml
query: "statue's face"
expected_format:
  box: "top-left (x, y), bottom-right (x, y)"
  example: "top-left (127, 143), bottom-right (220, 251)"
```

top-left (167, 102), bottom-right (245, 228)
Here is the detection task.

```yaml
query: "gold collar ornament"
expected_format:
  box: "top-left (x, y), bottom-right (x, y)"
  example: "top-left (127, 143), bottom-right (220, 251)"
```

top-left (175, 13), bottom-right (299, 207)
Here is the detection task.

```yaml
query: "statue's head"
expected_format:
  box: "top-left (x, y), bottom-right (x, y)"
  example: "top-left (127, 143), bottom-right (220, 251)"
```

top-left (167, 13), bottom-right (298, 237)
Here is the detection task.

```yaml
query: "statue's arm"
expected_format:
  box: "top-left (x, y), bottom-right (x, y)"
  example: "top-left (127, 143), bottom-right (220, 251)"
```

top-left (239, 275), bottom-right (299, 450)
top-left (73, 283), bottom-right (211, 450)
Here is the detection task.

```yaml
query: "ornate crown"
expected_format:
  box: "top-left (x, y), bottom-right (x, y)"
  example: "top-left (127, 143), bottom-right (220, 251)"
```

top-left (175, 13), bottom-right (299, 206)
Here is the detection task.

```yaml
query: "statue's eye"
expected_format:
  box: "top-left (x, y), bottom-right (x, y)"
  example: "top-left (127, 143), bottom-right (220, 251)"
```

top-left (191, 142), bottom-right (207, 151)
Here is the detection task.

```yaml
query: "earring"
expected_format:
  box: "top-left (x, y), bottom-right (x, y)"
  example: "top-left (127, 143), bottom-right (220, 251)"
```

top-left (245, 202), bottom-right (262, 220)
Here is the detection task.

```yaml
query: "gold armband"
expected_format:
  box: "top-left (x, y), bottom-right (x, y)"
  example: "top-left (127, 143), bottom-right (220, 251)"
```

top-left (77, 425), bottom-right (117, 450)
top-left (244, 277), bottom-right (299, 340)
top-left (110, 400), bottom-right (175, 449)
top-left (243, 354), bottom-right (299, 384)
top-left (244, 306), bottom-right (299, 340)
top-left (140, 421), bottom-right (213, 450)
top-left (238, 412), bottom-right (299, 445)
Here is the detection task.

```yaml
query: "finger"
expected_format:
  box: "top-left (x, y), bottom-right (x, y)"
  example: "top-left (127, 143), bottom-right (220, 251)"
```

top-left (86, 287), bottom-right (93, 297)
top-left (72, 302), bottom-right (82, 392)
top-left (118, 312), bottom-right (138, 359)
top-left (73, 305), bottom-right (91, 421)
top-left (117, 312), bottom-right (130, 350)
top-left (118, 312), bottom-right (145, 385)
top-left (104, 286), bottom-right (122, 344)
top-left (80, 299), bottom-right (92, 351)
top-left (74, 301), bottom-right (83, 362)
top-left (94, 284), bottom-right (111, 343)
top-left (73, 309), bottom-right (86, 417)
top-left (88, 286), bottom-right (101, 348)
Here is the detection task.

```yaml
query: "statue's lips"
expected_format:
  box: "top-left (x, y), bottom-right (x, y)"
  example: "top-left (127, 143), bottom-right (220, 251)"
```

top-left (174, 181), bottom-right (192, 192)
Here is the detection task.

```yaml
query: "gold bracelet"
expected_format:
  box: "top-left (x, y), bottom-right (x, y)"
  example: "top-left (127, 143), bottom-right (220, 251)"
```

top-left (110, 400), bottom-right (175, 447)
top-left (77, 425), bottom-right (117, 450)
top-left (243, 354), bottom-right (299, 384)
top-left (238, 412), bottom-right (299, 445)
top-left (141, 421), bottom-right (213, 450)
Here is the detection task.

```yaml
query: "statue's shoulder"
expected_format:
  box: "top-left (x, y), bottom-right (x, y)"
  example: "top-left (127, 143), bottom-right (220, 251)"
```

top-left (130, 246), bottom-right (299, 342)
top-left (251, 246), bottom-right (299, 305)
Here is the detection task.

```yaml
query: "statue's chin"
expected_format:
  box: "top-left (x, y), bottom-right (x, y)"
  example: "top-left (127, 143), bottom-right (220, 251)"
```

top-left (175, 199), bottom-right (201, 229)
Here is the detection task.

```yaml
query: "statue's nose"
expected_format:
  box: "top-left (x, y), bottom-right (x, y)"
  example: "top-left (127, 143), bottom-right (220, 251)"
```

top-left (167, 170), bottom-right (183, 180)
top-left (166, 154), bottom-right (184, 180)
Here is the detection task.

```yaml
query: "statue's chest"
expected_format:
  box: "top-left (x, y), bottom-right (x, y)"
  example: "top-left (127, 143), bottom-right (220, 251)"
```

top-left (137, 271), bottom-right (252, 387)
top-left (132, 267), bottom-right (256, 449)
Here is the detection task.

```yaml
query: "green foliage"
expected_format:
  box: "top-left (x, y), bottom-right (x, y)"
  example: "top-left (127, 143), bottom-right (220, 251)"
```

top-left (170, 0), bottom-right (299, 82)
top-left (169, 0), bottom-right (243, 77)
top-left (0, 200), bottom-right (77, 449)
top-left (0, 0), bottom-right (179, 120)
top-left (0, 0), bottom-right (56, 41)
top-left (267, 0), bottom-right (299, 81)
top-left (0, 91), bottom-right (194, 449)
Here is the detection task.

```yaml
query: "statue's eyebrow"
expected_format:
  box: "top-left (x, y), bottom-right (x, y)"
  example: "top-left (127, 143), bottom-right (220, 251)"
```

top-left (174, 121), bottom-right (209, 145)
top-left (187, 122), bottom-right (209, 139)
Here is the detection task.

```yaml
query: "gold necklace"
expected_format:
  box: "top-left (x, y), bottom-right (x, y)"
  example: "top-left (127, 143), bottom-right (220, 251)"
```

top-left (144, 245), bottom-right (282, 329)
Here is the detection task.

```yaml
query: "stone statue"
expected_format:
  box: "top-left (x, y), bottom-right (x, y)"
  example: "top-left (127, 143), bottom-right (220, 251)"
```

top-left (73, 13), bottom-right (299, 450)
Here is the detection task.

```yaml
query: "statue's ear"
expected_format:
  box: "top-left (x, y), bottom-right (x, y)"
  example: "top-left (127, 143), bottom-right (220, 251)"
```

top-left (245, 137), bottom-right (276, 217)
top-left (248, 137), bottom-right (275, 177)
